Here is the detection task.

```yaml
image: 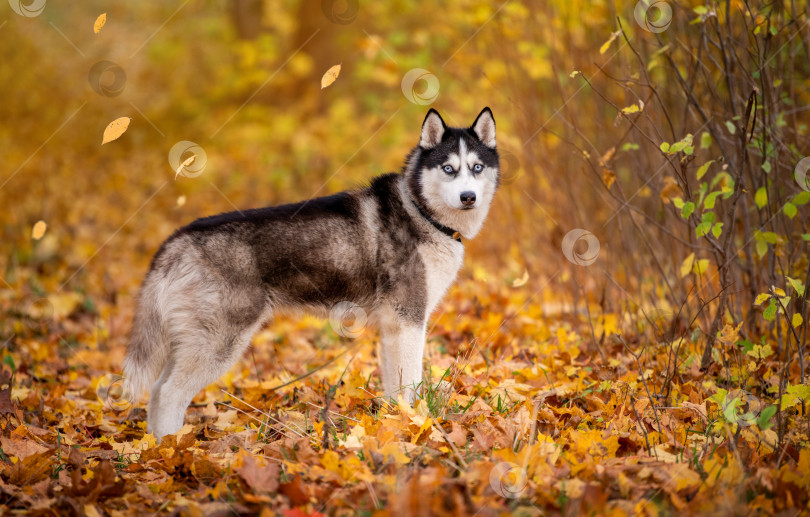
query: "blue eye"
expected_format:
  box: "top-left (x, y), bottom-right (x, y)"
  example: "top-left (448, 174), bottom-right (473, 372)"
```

top-left (443, 165), bottom-right (454, 174)
top-left (473, 164), bottom-right (483, 172)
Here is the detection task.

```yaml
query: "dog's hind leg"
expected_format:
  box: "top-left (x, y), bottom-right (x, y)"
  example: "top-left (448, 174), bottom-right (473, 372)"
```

top-left (147, 285), bottom-right (268, 441)
top-left (147, 322), bottom-right (262, 440)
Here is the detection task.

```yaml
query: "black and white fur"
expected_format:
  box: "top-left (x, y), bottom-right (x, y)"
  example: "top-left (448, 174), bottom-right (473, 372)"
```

top-left (123, 108), bottom-right (499, 440)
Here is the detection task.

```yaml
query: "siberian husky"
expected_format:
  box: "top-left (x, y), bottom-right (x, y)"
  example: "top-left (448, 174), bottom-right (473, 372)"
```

top-left (123, 108), bottom-right (499, 439)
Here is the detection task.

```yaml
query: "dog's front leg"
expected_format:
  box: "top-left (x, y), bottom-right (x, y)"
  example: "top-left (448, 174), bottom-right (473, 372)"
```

top-left (379, 320), bottom-right (426, 403)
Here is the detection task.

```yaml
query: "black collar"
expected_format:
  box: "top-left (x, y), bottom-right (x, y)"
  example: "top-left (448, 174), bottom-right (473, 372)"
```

top-left (413, 202), bottom-right (462, 243)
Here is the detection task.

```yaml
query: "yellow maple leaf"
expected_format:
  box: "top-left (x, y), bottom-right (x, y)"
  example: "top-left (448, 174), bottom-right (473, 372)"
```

top-left (717, 323), bottom-right (741, 345)
top-left (746, 343), bottom-right (774, 360)
top-left (556, 326), bottom-right (569, 345)
top-left (603, 313), bottom-right (619, 336)
top-left (377, 442), bottom-right (410, 465)
top-left (321, 450), bottom-right (341, 473)
top-left (780, 449), bottom-right (810, 488)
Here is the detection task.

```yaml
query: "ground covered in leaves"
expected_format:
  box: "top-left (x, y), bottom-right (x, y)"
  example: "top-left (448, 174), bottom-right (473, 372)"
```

top-left (1, 271), bottom-right (808, 516)
top-left (2, 3), bottom-right (810, 515)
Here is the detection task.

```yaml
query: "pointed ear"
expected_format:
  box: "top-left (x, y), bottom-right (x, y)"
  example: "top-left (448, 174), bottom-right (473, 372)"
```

top-left (472, 107), bottom-right (496, 148)
top-left (420, 109), bottom-right (446, 149)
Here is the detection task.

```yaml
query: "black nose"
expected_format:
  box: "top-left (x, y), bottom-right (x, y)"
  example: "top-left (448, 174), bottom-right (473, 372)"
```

top-left (460, 191), bottom-right (476, 206)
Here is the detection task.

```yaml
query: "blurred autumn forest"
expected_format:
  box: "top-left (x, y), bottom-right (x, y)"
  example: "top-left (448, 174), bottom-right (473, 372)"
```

top-left (1, 0), bottom-right (810, 515)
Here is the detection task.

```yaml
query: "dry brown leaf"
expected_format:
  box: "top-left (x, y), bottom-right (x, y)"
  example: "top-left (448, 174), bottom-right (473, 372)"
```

top-left (321, 64), bottom-right (341, 89)
top-left (101, 117), bottom-right (131, 145)
top-left (93, 13), bottom-right (107, 34)
top-left (235, 452), bottom-right (279, 493)
top-left (0, 436), bottom-right (48, 460)
top-left (4, 450), bottom-right (53, 485)
top-left (659, 176), bottom-right (682, 203)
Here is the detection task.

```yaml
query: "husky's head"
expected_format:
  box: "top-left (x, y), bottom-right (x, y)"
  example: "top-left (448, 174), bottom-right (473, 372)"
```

top-left (406, 107), bottom-right (499, 239)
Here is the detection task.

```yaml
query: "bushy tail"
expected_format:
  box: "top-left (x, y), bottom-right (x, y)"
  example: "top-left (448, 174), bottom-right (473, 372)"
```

top-left (122, 276), bottom-right (169, 404)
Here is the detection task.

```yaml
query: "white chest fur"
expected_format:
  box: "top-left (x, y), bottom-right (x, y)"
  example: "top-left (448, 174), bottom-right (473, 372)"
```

top-left (418, 240), bottom-right (464, 316)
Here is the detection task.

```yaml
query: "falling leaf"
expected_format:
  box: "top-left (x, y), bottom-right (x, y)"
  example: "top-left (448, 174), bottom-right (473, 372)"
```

top-left (101, 117), bottom-right (131, 145)
top-left (569, 70), bottom-right (581, 78)
top-left (31, 220), bottom-right (47, 240)
top-left (512, 269), bottom-right (529, 287)
top-left (93, 13), bottom-right (107, 34)
top-left (321, 64), bottom-right (342, 89)
top-left (175, 155), bottom-right (196, 179)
